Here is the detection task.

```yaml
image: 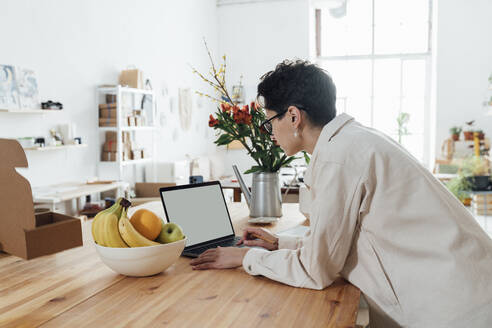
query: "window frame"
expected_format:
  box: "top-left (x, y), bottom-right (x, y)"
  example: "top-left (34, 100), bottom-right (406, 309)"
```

top-left (314, 0), bottom-right (433, 166)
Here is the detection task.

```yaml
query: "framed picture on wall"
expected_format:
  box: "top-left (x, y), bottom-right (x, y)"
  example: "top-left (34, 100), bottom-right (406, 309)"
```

top-left (15, 67), bottom-right (39, 110)
top-left (0, 65), bottom-right (20, 110)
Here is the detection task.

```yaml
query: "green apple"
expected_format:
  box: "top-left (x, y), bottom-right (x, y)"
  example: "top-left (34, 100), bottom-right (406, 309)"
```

top-left (157, 223), bottom-right (185, 243)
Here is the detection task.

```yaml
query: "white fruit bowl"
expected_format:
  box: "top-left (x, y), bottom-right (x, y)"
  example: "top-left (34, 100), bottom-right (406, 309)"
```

top-left (94, 238), bottom-right (187, 277)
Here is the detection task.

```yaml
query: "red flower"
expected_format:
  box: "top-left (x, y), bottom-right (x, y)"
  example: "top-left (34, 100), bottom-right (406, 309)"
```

top-left (233, 110), bottom-right (252, 125)
top-left (244, 113), bottom-right (252, 125)
top-left (242, 104), bottom-right (249, 113)
top-left (233, 111), bottom-right (241, 124)
top-left (208, 114), bottom-right (219, 127)
top-left (250, 101), bottom-right (256, 111)
top-left (221, 103), bottom-right (231, 113)
top-left (232, 105), bottom-right (240, 114)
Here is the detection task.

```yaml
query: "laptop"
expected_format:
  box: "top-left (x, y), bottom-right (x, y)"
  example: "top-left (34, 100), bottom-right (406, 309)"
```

top-left (159, 181), bottom-right (243, 258)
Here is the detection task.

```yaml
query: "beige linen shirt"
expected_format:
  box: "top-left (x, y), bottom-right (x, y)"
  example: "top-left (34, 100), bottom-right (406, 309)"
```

top-left (242, 113), bottom-right (492, 327)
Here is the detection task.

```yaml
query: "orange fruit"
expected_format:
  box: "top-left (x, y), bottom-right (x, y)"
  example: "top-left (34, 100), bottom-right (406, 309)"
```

top-left (129, 209), bottom-right (163, 240)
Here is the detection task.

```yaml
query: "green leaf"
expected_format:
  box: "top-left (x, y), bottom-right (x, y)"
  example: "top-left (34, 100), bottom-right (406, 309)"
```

top-left (215, 134), bottom-right (234, 146)
top-left (244, 166), bottom-right (264, 174)
top-left (303, 151), bottom-right (311, 165)
top-left (282, 156), bottom-right (297, 166)
top-left (250, 151), bottom-right (263, 160)
top-left (274, 155), bottom-right (298, 171)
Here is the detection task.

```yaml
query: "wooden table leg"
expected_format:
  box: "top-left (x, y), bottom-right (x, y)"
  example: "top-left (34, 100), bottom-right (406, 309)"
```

top-left (233, 188), bottom-right (241, 202)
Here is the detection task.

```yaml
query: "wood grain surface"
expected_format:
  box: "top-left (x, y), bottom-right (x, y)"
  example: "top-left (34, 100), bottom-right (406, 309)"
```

top-left (0, 203), bottom-right (360, 328)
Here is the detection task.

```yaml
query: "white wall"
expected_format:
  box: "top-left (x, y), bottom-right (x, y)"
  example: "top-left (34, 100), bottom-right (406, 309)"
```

top-left (217, 0), bottom-right (310, 180)
top-left (433, 0), bottom-right (492, 158)
top-left (0, 0), bottom-right (219, 187)
top-left (2, 0), bottom-right (490, 190)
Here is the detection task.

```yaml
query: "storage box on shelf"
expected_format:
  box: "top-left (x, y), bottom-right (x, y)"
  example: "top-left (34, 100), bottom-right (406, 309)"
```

top-left (471, 192), bottom-right (492, 216)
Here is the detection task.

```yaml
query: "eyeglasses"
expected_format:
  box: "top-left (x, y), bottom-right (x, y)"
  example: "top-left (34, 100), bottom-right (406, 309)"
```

top-left (260, 111), bottom-right (287, 135)
top-left (260, 105), bottom-right (307, 135)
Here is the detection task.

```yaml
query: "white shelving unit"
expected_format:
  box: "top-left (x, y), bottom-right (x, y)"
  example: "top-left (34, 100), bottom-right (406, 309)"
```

top-left (24, 144), bottom-right (88, 151)
top-left (99, 126), bottom-right (156, 132)
top-left (0, 108), bottom-right (61, 114)
top-left (96, 86), bottom-right (156, 181)
top-left (3, 108), bottom-right (85, 151)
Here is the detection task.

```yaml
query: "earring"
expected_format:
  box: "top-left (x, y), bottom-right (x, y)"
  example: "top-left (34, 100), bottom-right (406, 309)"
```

top-left (294, 130), bottom-right (298, 138)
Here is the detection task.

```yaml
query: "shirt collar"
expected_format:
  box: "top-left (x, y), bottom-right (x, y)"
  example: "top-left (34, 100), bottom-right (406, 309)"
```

top-left (321, 113), bottom-right (354, 142)
top-left (312, 113), bottom-right (354, 157)
top-left (303, 113), bottom-right (354, 187)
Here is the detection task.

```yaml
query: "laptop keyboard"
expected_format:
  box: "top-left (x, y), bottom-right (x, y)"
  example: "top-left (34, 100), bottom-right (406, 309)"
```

top-left (184, 236), bottom-right (243, 257)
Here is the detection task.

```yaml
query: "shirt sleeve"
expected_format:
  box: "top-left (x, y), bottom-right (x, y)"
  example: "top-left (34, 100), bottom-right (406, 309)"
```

top-left (242, 161), bottom-right (364, 290)
top-left (277, 235), bottom-right (301, 249)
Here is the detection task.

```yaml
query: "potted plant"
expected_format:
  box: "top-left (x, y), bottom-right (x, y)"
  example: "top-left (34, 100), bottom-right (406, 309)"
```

top-left (463, 120), bottom-right (475, 141)
top-left (446, 176), bottom-right (472, 206)
top-left (191, 41), bottom-right (296, 217)
top-left (460, 156), bottom-right (491, 191)
top-left (396, 112), bottom-right (410, 144)
top-left (449, 126), bottom-right (462, 141)
top-left (475, 129), bottom-right (485, 140)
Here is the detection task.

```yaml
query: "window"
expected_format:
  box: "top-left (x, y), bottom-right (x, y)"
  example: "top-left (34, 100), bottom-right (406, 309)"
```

top-left (315, 0), bottom-right (432, 164)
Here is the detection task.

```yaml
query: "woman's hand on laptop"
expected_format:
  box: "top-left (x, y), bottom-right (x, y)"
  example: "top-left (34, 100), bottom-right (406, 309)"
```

top-left (190, 247), bottom-right (250, 270)
top-left (237, 227), bottom-right (279, 251)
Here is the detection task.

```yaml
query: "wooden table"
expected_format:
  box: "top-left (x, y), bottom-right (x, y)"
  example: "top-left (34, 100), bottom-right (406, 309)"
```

top-left (0, 203), bottom-right (360, 328)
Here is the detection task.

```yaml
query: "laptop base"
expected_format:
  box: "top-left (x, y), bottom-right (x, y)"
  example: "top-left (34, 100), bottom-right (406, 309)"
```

top-left (182, 236), bottom-right (243, 258)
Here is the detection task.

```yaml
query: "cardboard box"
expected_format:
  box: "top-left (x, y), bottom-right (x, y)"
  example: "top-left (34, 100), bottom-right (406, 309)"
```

top-left (99, 118), bottom-right (117, 127)
top-left (106, 131), bottom-right (116, 141)
top-left (103, 140), bottom-right (117, 152)
top-left (0, 139), bottom-right (83, 260)
top-left (101, 151), bottom-right (131, 161)
top-left (472, 208), bottom-right (491, 216)
top-left (135, 182), bottom-right (176, 197)
top-left (100, 108), bottom-right (116, 119)
top-left (472, 194), bottom-right (492, 204)
top-left (102, 140), bottom-right (132, 154)
top-left (25, 212), bottom-right (83, 259)
top-left (105, 94), bottom-right (116, 103)
top-left (119, 68), bottom-right (143, 89)
top-left (130, 182), bottom-right (176, 206)
top-left (105, 131), bottom-right (131, 143)
top-left (98, 103), bottom-right (117, 110)
top-left (101, 151), bottom-right (117, 161)
top-left (105, 131), bottom-right (118, 141)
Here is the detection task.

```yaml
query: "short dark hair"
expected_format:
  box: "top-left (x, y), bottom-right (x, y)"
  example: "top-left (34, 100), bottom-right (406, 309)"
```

top-left (257, 59), bottom-right (337, 127)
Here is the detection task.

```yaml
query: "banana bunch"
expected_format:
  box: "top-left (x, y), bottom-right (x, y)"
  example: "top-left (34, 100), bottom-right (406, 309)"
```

top-left (92, 198), bottom-right (160, 248)
top-left (92, 198), bottom-right (128, 247)
top-left (118, 207), bottom-right (160, 247)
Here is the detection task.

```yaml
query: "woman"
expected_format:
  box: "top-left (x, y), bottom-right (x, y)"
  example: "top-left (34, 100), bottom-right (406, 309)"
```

top-left (190, 60), bottom-right (492, 327)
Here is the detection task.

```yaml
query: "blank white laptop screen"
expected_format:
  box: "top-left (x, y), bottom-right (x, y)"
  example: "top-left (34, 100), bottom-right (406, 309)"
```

top-left (160, 184), bottom-right (234, 247)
